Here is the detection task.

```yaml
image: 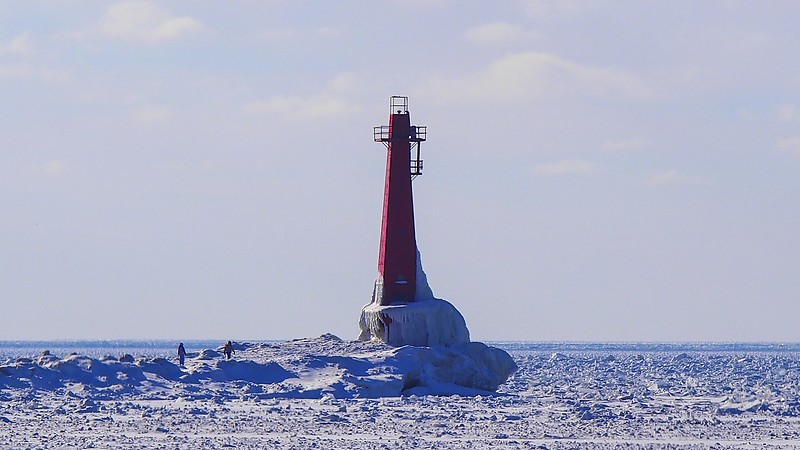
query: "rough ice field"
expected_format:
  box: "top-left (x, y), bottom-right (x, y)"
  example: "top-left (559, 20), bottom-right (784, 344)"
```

top-left (2, 336), bottom-right (800, 449)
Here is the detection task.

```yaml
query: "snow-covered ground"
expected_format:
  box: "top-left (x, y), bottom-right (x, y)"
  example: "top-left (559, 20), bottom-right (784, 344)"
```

top-left (2, 336), bottom-right (800, 449)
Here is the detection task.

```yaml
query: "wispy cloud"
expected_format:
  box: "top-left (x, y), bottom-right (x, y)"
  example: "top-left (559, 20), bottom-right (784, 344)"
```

top-left (135, 105), bottom-right (174, 125)
top-left (391, 0), bottom-right (449, 7)
top-left (0, 34), bottom-right (68, 82)
top-left (252, 26), bottom-right (342, 44)
top-left (465, 22), bottom-right (539, 45)
top-left (1, 34), bottom-right (34, 56)
top-left (519, 0), bottom-right (598, 17)
top-left (776, 137), bottom-right (800, 158)
top-left (252, 27), bottom-right (296, 42)
top-left (0, 62), bottom-right (69, 82)
top-left (533, 159), bottom-right (598, 175)
top-left (419, 52), bottom-right (651, 104)
top-left (246, 95), bottom-right (355, 120)
top-left (245, 74), bottom-right (361, 120)
top-left (600, 138), bottom-right (648, 153)
top-left (644, 169), bottom-right (705, 186)
top-left (778, 106), bottom-right (800, 122)
top-left (99, 1), bottom-right (203, 43)
top-left (43, 160), bottom-right (66, 175)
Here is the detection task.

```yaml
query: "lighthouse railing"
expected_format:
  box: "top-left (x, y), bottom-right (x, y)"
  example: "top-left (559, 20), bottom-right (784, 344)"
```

top-left (410, 159), bottom-right (423, 176)
top-left (374, 125), bottom-right (390, 142)
top-left (410, 126), bottom-right (427, 142)
top-left (389, 96), bottom-right (409, 114)
top-left (374, 125), bottom-right (427, 143)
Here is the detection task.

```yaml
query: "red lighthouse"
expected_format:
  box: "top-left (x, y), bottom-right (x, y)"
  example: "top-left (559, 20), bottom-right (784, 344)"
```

top-left (372, 96), bottom-right (427, 305)
top-left (359, 96), bottom-right (469, 347)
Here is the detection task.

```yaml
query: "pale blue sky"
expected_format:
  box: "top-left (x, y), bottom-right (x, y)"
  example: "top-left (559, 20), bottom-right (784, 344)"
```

top-left (2, 1), bottom-right (799, 341)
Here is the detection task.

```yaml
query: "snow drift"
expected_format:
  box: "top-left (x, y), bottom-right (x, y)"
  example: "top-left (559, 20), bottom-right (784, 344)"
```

top-left (0, 335), bottom-right (516, 400)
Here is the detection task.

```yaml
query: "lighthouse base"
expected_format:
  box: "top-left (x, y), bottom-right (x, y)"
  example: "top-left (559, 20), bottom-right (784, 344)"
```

top-left (358, 299), bottom-right (470, 347)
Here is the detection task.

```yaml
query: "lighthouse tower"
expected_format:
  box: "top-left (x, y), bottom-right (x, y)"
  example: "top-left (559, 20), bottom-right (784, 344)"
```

top-left (359, 96), bottom-right (470, 347)
top-left (372, 96), bottom-right (425, 305)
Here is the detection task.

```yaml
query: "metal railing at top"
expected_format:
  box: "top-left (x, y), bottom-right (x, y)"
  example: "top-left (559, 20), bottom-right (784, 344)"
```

top-left (389, 96), bottom-right (409, 115)
top-left (373, 126), bottom-right (427, 142)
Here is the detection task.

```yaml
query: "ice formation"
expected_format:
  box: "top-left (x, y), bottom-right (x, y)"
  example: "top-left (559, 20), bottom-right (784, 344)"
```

top-left (358, 299), bottom-right (470, 347)
top-left (3, 341), bottom-right (800, 449)
top-left (358, 251), bottom-right (471, 347)
top-left (356, 251), bottom-right (516, 393)
top-left (0, 336), bottom-right (515, 398)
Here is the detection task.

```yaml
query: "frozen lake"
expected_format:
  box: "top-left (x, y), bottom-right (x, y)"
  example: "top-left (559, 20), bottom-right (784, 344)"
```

top-left (4, 339), bottom-right (799, 359)
top-left (2, 339), bottom-right (800, 449)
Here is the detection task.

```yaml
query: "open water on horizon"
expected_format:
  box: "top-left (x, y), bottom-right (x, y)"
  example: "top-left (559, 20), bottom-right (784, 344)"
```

top-left (0, 340), bottom-right (227, 360)
top-left (2, 340), bottom-right (800, 361)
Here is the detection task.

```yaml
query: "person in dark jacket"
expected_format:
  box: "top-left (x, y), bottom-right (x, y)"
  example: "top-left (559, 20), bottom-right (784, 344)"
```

top-left (223, 341), bottom-right (235, 360)
top-left (177, 342), bottom-right (187, 366)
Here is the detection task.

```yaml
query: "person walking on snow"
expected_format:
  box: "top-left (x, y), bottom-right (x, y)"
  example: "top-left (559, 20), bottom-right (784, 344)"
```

top-left (223, 341), bottom-right (235, 360)
top-left (177, 342), bottom-right (187, 366)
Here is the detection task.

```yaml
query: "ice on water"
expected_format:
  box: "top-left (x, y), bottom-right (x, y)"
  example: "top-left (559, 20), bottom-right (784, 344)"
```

top-left (2, 339), bottom-right (800, 449)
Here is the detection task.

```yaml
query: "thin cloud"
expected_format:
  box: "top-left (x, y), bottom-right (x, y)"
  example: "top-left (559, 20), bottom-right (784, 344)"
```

top-left (390, 0), bottom-right (449, 7)
top-left (600, 138), bottom-right (648, 153)
top-left (252, 27), bottom-right (297, 42)
top-left (245, 74), bottom-right (362, 120)
top-left (465, 22), bottom-right (538, 45)
top-left (316, 27), bottom-right (342, 39)
top-left (1, 34), bottom-right (34, 56)
top-left (43, 160), bottom-right (66, 175)
top-left (100, 1), bottom-right (203, 43)
top-left (778, 106), bottom-right (800, 122)
top-left (246, 95), bottom-right (355, 120)
top-left (645, 169), bottom-right (705, 186)
top-left (246, 95), bottom-right (348, 120)
top-left (0, 62), bottom-right (70, 82)
top-left (0, 35), bottom-right (64, 82)
top-left (419, 51), bottom-right (651, 104)
top-left (135, 105), bottom-right (175, 125)
top-left (252, 26), bottom-right (342, 44)
top-left (519, 0), bottom-right (598, 17)
top-left (776, 137), bottom-right (800, 158)
top-left (533, 159), bottom-right (598, 175)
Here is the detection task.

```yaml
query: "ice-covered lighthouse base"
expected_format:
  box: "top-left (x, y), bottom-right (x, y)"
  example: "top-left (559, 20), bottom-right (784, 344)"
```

top-left (358, 251), bottom-right (471, 347)
top-left (357, 252), bottom-right (517, 391)
top-left (358, 298), bottom-right (470, 347)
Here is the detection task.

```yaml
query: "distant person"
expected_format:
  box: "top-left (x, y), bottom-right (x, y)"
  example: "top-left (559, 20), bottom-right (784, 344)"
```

top-left (177, 342), bottom-right (187, 366)
top-left (223, 341), bottom-right (235, 360)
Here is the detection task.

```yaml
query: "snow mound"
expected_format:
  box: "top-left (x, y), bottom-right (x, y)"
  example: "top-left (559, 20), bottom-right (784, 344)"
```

top-left (0, 335), bottom-right (516, 400)
top-left (396, 341), bottom-right (518, 395)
